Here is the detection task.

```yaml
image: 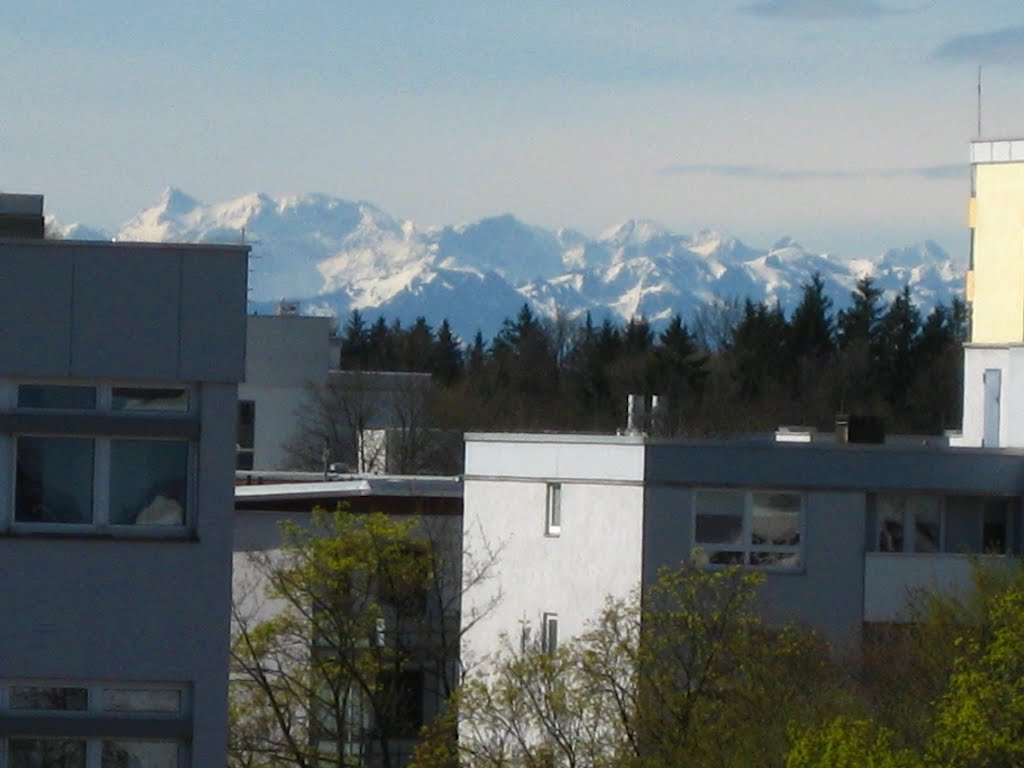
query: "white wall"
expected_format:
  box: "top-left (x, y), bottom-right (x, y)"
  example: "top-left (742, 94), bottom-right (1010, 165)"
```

top-left (461, 435), bottom-right (645, 668)
top-left (956, 345), bottom-right (1024, 449)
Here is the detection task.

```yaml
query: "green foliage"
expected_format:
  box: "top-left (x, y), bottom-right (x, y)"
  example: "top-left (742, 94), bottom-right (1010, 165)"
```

top-left (230, 506), bottom-right (463, 768)
top-left (785, 717), bottom-right (920, 768)
top-left (929, 575), bottom-right (1024, 768)
top-left (439, 562), bottom-right (842, 768)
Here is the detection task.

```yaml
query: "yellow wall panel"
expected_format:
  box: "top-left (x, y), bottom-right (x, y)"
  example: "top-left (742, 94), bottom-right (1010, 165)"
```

top-left (970, 163), bottom-right (1024, 344)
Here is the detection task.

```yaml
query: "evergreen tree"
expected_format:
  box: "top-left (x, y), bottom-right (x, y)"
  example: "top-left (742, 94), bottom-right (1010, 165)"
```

top-left (339, 309), bottom-right (371, 369)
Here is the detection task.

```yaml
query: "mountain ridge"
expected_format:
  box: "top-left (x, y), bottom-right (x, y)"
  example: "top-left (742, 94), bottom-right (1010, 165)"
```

top-left (48, 188), bottom-right (967, 341)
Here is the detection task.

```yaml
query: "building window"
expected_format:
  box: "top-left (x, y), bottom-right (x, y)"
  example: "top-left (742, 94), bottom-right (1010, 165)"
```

top-left (237, 400), bottom-right (255, 471)
top-left (693, 489), bottom-right (802, 570)
top-left (868, 493), bottom-right (1018, 555)
top-left (0, 681), bottom-right (188, 768)
top-left (545, 483), bottom-right (561, 536)
top-left (2, 383), bottom-right (194, 533)
top-left (541, 613), bottom-right (559, 654)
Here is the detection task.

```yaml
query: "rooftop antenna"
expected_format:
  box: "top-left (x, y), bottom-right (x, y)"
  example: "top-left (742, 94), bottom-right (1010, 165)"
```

top-left (977, 65), bottom-right (983, 138)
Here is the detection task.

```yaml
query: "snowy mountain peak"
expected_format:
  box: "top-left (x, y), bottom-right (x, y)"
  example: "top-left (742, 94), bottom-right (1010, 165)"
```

top-left (85, 188), bottom-right (965, 340)
top-left (599, 219), bottom-right (666, 246)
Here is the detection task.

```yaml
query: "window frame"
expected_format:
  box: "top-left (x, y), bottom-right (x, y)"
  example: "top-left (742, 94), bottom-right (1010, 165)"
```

top-left (541, 613), bottom-right (559, 654)
top-left (545, 482), bottom-right (562, 537)
top-left (692, 488), bottom-right (804, 572)
top-left (0, 680), bottom-right (190, 768)
top-left (867, 492), bottom-right (1018, 555)
top-left (0, 381), bottom-right (197, 538)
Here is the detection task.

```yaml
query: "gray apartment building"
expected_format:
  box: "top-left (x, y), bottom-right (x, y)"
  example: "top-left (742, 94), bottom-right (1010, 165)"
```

top-left (462, 432), bottom-right (1024, 662)
top-left (0, 194), bottom-right (248, 767)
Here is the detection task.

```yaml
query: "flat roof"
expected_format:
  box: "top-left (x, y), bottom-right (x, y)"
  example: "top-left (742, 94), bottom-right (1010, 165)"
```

top-left (0, 237), bottom-right (249, 252)
top-left (465, 431), bottom-right (646, 445)
top-left (235, 475), bottom-right (463, 503)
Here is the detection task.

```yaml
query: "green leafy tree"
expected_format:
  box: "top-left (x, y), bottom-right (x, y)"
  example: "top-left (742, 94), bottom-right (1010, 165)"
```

top-left (929, 571), bottom-right (1024, 768)
top-left (230, 507), bottom-right (496, 768)
top-left (785, 717), bottom-right (920, 768)
top-left (417, 563), bottom-right (840, 768)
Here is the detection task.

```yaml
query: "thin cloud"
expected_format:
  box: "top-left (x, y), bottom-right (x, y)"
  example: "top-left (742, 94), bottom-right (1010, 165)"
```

top-left (661, 163), bottom-right (962, 181)
top-left (882, 164), bottom-right (965, 180)
top-left (933, 26), bottom-right (1024, 65)
top-left (660, 163), bottom-right (854, 180)
top-left (740, 0), bottom-right (916, 20)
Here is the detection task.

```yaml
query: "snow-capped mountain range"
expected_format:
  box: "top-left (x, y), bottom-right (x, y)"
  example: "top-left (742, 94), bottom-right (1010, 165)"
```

top-left (52, 188), bottom-right (966, 341)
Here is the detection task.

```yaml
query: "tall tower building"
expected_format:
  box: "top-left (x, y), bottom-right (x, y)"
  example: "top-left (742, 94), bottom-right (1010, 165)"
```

top-left (959, 139), bottom-right (1024, 446)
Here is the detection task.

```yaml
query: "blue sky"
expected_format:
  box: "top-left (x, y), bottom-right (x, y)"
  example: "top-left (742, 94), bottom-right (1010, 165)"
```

top-left (3, 1), bottom-right (1024, 260)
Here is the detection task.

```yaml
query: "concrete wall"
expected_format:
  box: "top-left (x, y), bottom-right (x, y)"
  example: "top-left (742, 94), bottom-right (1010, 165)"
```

top-left (240, 315), bottom-right (333, 469)
top-left (644, 440), bottom-right (1024, 648)
top-left (642, 482), bottom-right (865, 650)
top-left (462, 434), bottom-right (646, 665)
top-left (0, 238), bottom-right (247, 767)
top-left (0, 240), bottom-right (247, 382)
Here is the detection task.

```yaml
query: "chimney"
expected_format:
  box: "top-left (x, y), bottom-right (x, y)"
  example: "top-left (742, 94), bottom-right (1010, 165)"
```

top-left (835, 413), bottom-right (849, 444)
top-left (626, 394), bottom-right (647, 435)
top-left (0, 194), bottom-right (45, 239)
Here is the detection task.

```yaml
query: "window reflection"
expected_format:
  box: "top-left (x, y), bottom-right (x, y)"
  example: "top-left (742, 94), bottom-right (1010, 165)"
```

top-left (109, 440), bottom-right (187, 526)
top-left (9, 738), bottom-right (86, 768)
top-left (15, 437), bottom-right (95, 524)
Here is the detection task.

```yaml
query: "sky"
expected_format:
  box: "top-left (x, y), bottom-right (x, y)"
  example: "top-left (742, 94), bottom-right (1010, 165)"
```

top-left (3, 1), bottom-right (1024, 261)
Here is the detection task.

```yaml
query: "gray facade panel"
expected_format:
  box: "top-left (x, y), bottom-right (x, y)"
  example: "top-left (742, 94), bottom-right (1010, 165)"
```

top-left (646, 441), bottom-right (1024, 496)
top-left (0, 245), bottom-right (73, 376)
top-left (179, 250), bottom-right (248, 382)
top-left (641, 485), bottom-right (694, 586)
top-left (642, 485), bottom-right (866, 650)
top-left (757, 493), bottom-right (865, 651)
top-left (71, 249), bottom-right (181, 380)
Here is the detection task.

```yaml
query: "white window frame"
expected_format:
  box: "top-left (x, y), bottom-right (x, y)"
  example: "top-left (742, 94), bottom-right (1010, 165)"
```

top-left (692, 489), bottom-right (804, 571)
top-left (0, 680), bottom-right (189, 768)
top-left (545, 483), bottom-right (562, 536)
top-left (0, 381), bottom-right (196, 537)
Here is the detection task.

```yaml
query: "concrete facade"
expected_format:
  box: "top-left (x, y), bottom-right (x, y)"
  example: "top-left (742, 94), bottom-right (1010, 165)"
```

top-left (239, 314), bottom-right (334, 470)
top-left (463, 433), bottom-right (1024, 659)
top-left (0, 222), bottom-right (248, 768)
top-left (462, 434), bottom-right (647, 665)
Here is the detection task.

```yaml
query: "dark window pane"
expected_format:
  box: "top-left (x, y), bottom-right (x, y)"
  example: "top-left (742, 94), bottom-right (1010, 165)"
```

top-left (101, 741), bottom-right (179, 768)
top-left (708, 550), bottom-right (744, 565)
top-left (109, 440), bottom-right (188, 525)
top-left (112, 387), bottom-right (188, 412)
top-left (15, 437), bottom-right (94, 524)
top-left (375, 670), bottom-right (425, 737)
top-left (983, 502), bottom-right (1009, 554)
top-left (945, 497), bottom-right (983, 553)
top-left (9, 739), bottom-right (86, 768)
top-left (910, 496), bottom-right (941, 553)
top-left (237, 400), bottom-right (255, 449)
top-left (18, 385), bottom-right (96, 409)
top-left (696, 514), bottom-right (743, 544)
top-left (875, 496), bottom-right (905, 552)
top-left (10, 686), bottom-right (88, 711)
top-left (102, 688), bottom-right (182, 713)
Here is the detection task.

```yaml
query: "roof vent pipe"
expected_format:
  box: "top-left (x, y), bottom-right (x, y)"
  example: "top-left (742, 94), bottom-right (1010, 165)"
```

top-left (626, 394), bottom-right (647, 435)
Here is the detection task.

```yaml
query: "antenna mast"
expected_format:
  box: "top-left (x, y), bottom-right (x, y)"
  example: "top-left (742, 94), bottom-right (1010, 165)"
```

top-left (977, 65), bottom-right (983, 138)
